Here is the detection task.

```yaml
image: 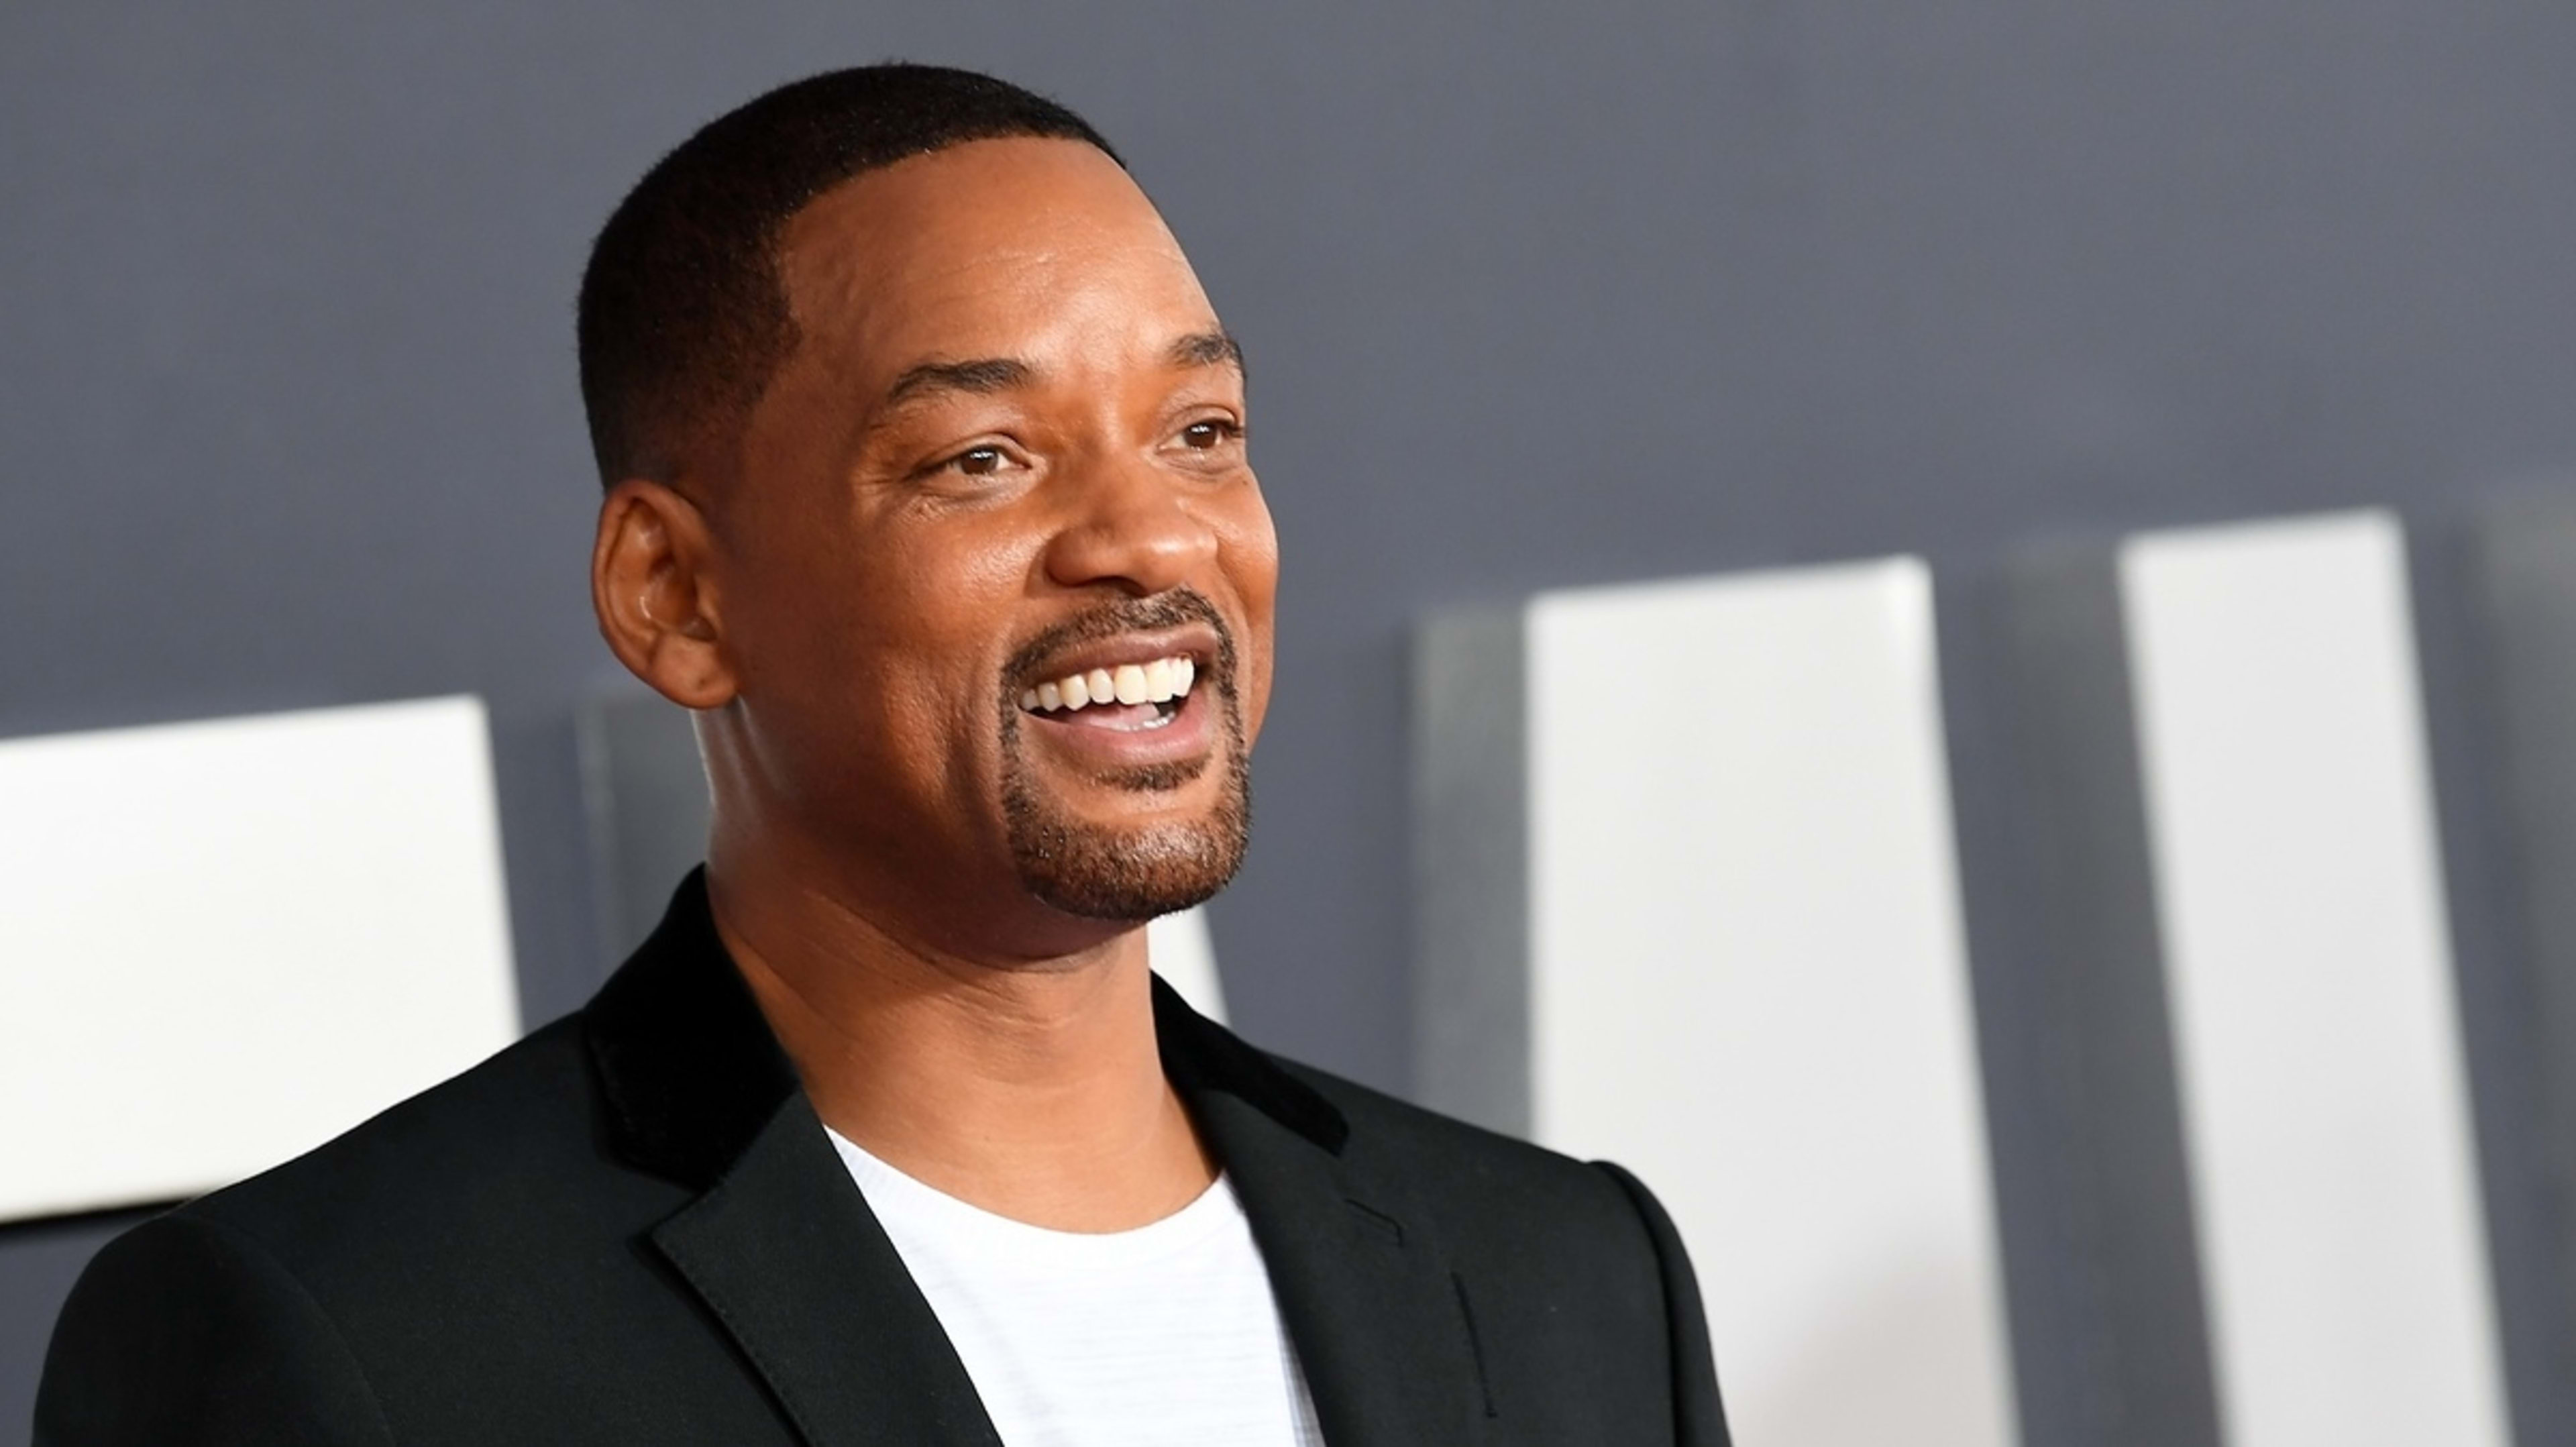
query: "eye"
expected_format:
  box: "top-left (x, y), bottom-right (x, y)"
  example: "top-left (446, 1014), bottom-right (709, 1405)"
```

top-left (922, 441), bottom-right (1027, 482)
top-left (1178, 419), bottom-right (1241, 451)
top-left (951, 445), bottom-right (1008, 476)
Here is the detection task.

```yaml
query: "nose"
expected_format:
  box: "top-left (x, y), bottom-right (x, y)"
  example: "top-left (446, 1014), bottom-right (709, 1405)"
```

top-left (1040, 453), bottom-right (1219, 596)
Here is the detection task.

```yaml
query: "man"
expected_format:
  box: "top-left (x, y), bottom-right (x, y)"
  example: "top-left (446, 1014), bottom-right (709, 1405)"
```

top-left (38, 64), bottom-right (1727, 1445)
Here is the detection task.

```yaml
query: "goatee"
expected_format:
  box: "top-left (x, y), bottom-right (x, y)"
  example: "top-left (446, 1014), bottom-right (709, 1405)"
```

top-left (996, 590), bottom-right (1252, 920)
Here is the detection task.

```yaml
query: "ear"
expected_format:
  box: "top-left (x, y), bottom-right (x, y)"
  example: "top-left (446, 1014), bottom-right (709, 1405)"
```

top-left (591, 479), bottom-right (738, 709)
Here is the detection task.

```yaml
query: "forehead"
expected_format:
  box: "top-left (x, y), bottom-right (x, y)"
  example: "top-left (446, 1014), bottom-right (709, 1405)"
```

top-left (774, 137), bottom-right (1216, 376)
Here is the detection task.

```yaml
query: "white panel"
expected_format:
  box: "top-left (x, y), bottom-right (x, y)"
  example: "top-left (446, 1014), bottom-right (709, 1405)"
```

top-left (1148, 906), bottom-right (1226, 1026)
top-left (0, 697), bottom-right (521, 1221)
top-left (2121, 513), bottom-right (2507, 1447)
top-left (1529, 559), bottom-right (2017, 1447)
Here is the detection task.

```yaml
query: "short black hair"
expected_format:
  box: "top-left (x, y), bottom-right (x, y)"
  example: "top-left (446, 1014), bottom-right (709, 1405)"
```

top-left (576, 64), bottom-right (1122, 486)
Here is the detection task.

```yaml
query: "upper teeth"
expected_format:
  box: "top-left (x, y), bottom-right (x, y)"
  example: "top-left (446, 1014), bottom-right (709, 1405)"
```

top-left (1021, 656), bottom-right (1196, 713)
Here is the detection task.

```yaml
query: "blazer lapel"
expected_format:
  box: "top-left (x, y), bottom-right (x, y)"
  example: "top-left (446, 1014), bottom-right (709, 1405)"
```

top-left (587, 874), bottom-right (1489, 1446)
top-left (651, 1095), bottom-right (1002, 1447)
top-left (586, 870), bottom-right (1000, 1447)
top-left (1157, 982), bottom-right (1495, 1447)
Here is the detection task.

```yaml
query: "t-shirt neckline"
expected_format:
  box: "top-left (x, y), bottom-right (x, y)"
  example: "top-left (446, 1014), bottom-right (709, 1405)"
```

top-left (824, 1125), bottom-right (1244, 1271)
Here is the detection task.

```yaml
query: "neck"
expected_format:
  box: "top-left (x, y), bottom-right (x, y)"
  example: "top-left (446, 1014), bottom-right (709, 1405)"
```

top-left (704, 852), bottom-right (1216, 1234)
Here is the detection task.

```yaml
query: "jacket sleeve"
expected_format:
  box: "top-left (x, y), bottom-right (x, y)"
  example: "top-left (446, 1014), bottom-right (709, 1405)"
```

top-left (34, 1212), bottom-right (394, 1447)
top-left (1595, 1161), bottom-right (1732, 1447)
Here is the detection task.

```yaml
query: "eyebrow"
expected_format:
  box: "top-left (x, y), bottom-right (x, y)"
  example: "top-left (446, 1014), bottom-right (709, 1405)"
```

top-left (877, 330), bottom-right (1246, 410)
top-left (1167, 329), bottom-right (1246, 375)
top-left (882, 356), bottom-right (1034, 407)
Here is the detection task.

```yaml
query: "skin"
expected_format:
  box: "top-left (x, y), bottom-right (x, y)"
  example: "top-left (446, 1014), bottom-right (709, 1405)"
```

top-left (589, 138), bottom-right (1278, 1232)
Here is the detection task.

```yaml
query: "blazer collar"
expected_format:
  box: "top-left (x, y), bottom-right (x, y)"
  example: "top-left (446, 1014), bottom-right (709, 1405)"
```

top-left (584, 869), bottom-right (1488, 1447)
top-left (581, 868), bottom-right (798, 1189)
top-left (583, 867), bottom-right (1349, 1189)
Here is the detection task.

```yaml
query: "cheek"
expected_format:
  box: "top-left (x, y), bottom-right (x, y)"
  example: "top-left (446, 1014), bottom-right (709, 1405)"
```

top-left (1218, 488), bottom-right (1281, 743)
top-left (716, 504), bottom-right (858, 701)
top-left (721, 506), bottom-right (1026, 782)
top-left (1238, 651), bottom-right (1275, 748)
top-left (857, 525), bottom-right (1042, 747)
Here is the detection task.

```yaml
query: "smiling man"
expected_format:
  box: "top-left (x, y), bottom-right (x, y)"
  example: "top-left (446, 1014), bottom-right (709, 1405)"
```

top-left (36, 66), bottom-right (1727, 1446)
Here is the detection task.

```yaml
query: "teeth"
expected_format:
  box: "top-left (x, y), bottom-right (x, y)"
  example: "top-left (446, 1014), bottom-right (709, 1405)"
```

top-left (1021, 655), bottom-right (1203, 716)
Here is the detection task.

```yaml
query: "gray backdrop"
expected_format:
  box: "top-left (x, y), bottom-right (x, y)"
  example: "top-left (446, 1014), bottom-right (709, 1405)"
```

top-left (7, 3), bottom-right (2575, 1442)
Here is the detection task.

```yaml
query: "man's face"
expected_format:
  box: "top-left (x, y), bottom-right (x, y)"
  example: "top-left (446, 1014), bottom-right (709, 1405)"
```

top-left (704, 138), bottom-right (1276, 955)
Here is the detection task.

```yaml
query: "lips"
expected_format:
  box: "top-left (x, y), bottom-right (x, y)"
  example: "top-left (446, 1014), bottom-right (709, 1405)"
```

top-left (1001, 594), bottom-right (1235, 765)
top-left (1015, 644), bottom-right (1206, 750)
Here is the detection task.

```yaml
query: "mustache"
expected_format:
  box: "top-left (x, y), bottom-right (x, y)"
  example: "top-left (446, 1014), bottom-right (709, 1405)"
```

top-left (1002, 588), bottom-right (1238, 696)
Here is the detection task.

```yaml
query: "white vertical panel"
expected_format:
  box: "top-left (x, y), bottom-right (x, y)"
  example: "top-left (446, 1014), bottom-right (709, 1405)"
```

top-left (1148, 906), bottom-right (1226, 1025)
top-left (2121, 513), bottom-right (2507, 1447)
top-left (1529, 559), bottom-right (2017, 1447)
top-left (0, 697), bottom-right (521, 1222)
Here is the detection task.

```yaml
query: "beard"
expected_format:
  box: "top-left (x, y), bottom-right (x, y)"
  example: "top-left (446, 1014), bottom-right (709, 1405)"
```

top-left (996, 591), bottom-right (1253, 921)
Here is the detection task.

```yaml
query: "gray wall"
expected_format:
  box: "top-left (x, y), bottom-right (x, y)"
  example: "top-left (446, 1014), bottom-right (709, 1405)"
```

top-left (6, 3), bottom-right (2575, 1440)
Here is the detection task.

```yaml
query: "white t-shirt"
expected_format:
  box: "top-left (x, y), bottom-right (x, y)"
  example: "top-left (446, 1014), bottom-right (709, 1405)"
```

top-left (827, 1128), bottom-right (1327, 1447)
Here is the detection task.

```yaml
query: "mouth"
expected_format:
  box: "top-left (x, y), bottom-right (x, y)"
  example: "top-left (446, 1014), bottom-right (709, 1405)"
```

top-left (1006, 630), bottom-right (1223, 775)
top-left (1017, 653), bottom-right (1198, 733)
top-left (998, 593), bottom-right (1234, 775)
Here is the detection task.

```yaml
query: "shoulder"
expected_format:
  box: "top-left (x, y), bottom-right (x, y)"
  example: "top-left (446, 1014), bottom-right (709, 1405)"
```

top-left (38, 1210), bottom-right (396, 1446)
top-left (1260, 1053), bottom-right (1728, 1440)
top-left (72, 1011), bottom-right (686, 1350)
top-left (1269, 1054), bottom-right (1670, 1275)
top-left (180, 1012), bottom-right (644, 1258)
top-left (37, 1019), bottom-right (619, 1444)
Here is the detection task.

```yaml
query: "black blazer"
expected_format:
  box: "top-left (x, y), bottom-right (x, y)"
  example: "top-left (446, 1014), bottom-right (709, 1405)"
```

top-left (38, 873), bottom-right (1729, 1445)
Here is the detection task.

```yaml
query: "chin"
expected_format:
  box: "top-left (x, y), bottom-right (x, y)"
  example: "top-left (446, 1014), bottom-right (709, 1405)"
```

top-left (999, 757), bottom-right (1252, 911)
top-left (994, 626), bottom-right (1256, 924)
top-left (1007, 798), bottom-right (1248, 922)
